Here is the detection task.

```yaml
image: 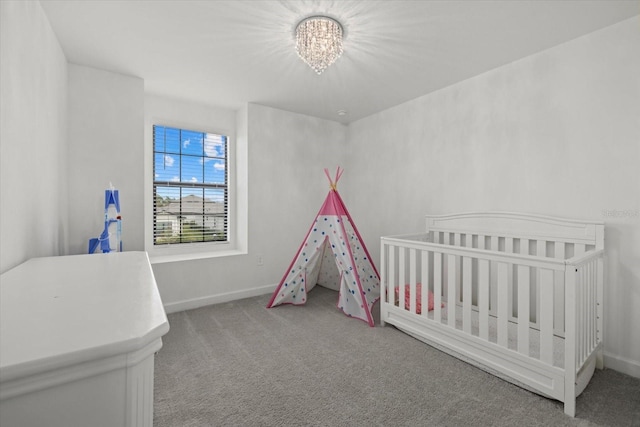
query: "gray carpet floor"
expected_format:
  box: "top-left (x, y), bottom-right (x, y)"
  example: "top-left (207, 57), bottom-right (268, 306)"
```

top-left (154, 286), bottom-right (640, 427)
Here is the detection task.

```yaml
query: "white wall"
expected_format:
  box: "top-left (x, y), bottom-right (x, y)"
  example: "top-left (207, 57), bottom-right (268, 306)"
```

top-left (0, 1), bottom-right (68, 274)
top-left (67, 64), bottom-right (144, 255)
top-left (346, 17), bottom-right (640, 376)
top-left (150, 103), bottom-right (347, 311)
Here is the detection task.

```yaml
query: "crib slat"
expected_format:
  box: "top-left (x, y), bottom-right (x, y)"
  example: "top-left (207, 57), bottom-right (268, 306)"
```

top-left (465, 237), bottom-right (475, 311)
top-left (539, 269), bottom-right (554, 365)
top-left (577, 267), bottom-right (584, 363)
top-left (434, 252), bottom-right (442, 323)
top-left (387, 245), bottom-right (395, 305)
top-left (596, 256), bottom-right (604, 369)
top-left (584, 262), bottom-right (593, 355)
top-left (490, 235), bottom-right (498, 251)
top-left (398, 248), bottom-right (405, 310)
top-left (554, 242), bottom-right (566, 334)
top-left (519, 238), bottom-right (535, 326)
top-left (455, 234), bottom-right (462, 305)
top-left (585, 263), bottom-right (591, 357)
top-left (535, 240), bottom-right (545, 326)
top-left (479, 259), bottom-right (489, 340)
top-left (564, 266), bottom-right (577, 417)
top-left (587, 262), bottom-right (594, 359)
top-left (584, 263), bottom-right (592, 362)
top-left (590, 261), bottom-right (597, 354)
top-left (592, 261), bottom-right (597, 352)
top-left (582, 267), bottom-right (588, 364)
top-left (506, 238), bottom-right (514, 319)
top-left (517, 265), bottom-right (530, 356)
top-left (585, 263), bottom-right (591, 358)
top-left (580, 266), bottom-right (586, 363)
top-left (497, 262), bottom-right (509, 348)
top-left (420, 250), bottom-right (429, 317)
top-left (505, 237), bottom-right (514, 253)
top-left (554, 242), bottom-right (565, 259)
top-left (490, 236), bottom-right (499, 314)
top-left (565, 267), bottom-right (577, 411)
top-left (381, 243), bottom-right (387, 308)
top-left (574, 243), bottom-right (586, 257)
top-left (409, 249), bottom-right (417, 314)
top-left (578, 266), bottom-right (583, 362)
top-left (478, 235), bottom-right (486, 250)
top-left (590, 261), bottom-right (596, 353)
top-left (448, 254), bottom-right (456, 328)
top-left (463, 256), bottom-right (472, 334)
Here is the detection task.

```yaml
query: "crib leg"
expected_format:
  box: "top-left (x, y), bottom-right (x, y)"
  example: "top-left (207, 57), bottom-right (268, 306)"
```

top-left (380, 306), bottom-right (387, 327)
top-left (596, 347), bottom-right (604, 370)
top-left (564, 371), bottom-right (576, 417)
top-left (564, 396), bottom-right (576, 417)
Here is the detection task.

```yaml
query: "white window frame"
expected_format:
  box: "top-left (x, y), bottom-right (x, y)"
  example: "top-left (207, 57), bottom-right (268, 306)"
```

top-left (144, 102), bottom-right (247, 264)
top-left (152, 125), bottom-right (229, 244)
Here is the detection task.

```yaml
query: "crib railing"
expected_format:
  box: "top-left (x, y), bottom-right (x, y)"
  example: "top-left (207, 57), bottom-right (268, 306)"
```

top-left (427, 229), bottom-right (597, 335)
top-left (381, 235), bottom-right (603, 371)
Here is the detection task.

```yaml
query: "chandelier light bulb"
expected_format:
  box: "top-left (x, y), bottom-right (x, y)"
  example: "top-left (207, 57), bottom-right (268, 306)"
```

top-left (295, 16), bottom-right (344, 75)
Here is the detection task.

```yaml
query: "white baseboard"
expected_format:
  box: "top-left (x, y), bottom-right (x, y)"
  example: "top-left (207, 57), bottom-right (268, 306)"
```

top-left (163, 284), bottom-right (276, 314)
top-left (604, 352), bottom-right (640, 379)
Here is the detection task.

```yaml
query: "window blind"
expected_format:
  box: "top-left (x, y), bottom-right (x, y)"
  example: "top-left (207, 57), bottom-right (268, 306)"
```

top-left (153, 125), bottom-right (228, 245)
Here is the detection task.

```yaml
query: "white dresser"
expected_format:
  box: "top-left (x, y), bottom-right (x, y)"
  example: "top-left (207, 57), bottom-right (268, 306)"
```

top-left (0, 252), bottom-right (170, 427)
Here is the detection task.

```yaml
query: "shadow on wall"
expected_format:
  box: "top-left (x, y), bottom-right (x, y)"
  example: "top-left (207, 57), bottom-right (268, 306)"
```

top-left (602, 222), bottom-right (639, 363)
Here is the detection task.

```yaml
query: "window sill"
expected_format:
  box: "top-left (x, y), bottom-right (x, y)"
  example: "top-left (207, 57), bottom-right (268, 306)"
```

top-left (148, 247), bottom-right (247, 264)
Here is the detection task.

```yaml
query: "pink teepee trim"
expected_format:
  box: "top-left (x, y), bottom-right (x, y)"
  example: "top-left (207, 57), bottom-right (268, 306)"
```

top-left (332, 188), bottom-right (381, 280)
top-left (335, 201), bottom-right (374, 326)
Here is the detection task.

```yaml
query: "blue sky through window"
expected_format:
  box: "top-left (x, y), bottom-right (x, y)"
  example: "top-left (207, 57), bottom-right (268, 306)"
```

top-left (153, 126), bottom-right (227, 199)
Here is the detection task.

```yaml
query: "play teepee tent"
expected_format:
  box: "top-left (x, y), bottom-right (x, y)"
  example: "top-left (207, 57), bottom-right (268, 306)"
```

top-left (267, 168), bottom-right (380, 326)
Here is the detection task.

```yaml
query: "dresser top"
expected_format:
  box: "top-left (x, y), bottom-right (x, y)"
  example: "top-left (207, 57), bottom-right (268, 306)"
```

top-left (0, 252), bottom-right (169, 382)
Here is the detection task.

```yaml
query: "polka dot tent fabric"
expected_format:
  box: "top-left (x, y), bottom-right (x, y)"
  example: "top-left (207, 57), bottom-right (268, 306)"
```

top-left (267, 168), bottom-right (380, 326)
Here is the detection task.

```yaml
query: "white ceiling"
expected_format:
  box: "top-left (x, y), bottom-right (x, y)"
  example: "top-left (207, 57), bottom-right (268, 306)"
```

top-left (41, 0), bottom-right (639, 124)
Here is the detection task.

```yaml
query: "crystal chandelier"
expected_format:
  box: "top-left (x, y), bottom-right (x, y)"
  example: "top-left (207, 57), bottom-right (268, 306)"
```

top-left (295, 16), bottom-right (344, 75)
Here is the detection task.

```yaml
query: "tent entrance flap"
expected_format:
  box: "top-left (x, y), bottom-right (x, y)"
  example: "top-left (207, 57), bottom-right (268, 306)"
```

top-left (316, 237), bottom-right (340, 291)
top-left (305, 237), bottom-right (330, 293)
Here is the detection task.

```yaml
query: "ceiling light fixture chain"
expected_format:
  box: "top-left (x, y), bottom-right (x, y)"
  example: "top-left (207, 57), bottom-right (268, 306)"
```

top-left (295, 16), bottom-right (344, 75)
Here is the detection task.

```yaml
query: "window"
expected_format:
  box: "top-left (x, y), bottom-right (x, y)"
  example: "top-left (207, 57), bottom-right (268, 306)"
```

top-left (153, 125), bottom-right (228, 245)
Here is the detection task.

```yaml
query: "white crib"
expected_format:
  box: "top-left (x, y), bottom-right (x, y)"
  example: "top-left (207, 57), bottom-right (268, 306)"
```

top-left (380, 212), bottom-right (604, 417)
